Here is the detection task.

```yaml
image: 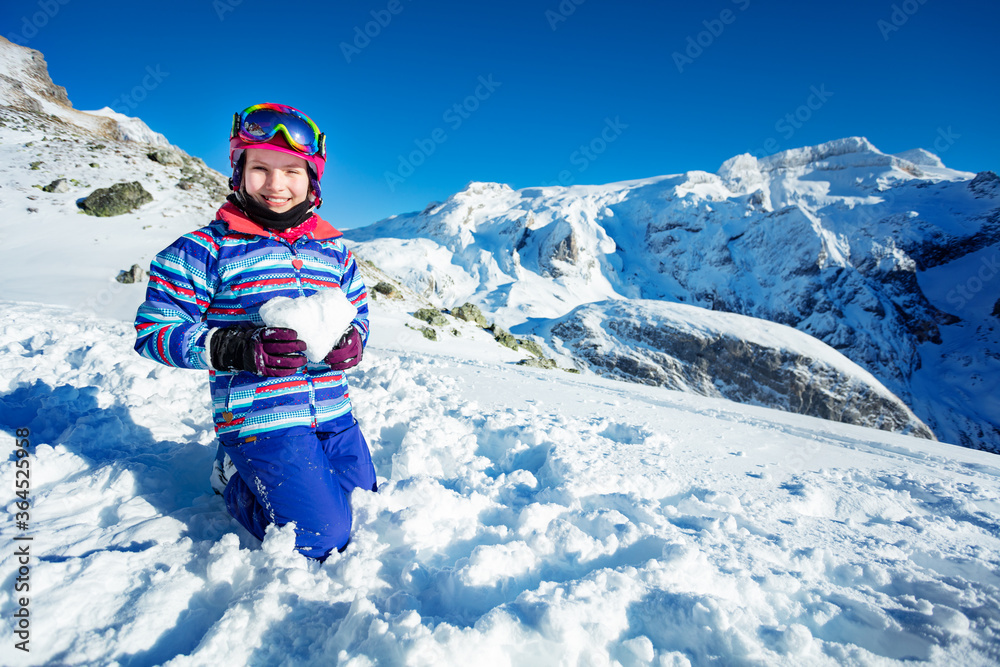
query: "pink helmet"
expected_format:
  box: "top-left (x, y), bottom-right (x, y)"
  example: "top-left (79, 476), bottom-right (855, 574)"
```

top-left (229, 103), bottom-right (327, 206)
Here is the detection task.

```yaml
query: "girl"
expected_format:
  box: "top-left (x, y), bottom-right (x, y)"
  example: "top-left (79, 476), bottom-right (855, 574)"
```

top-left (134, 103), bottom-right (376, 559)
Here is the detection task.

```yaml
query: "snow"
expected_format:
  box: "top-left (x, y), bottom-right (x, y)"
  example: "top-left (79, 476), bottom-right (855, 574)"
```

top-left (81, 107), bottom-right (172, 147)
top-left (0, 105), bottom-right (223, 324)
top-left (258, 289), bottom-right (358, 362)
top-left (2, 37), bottom-right (999, 663)
top-left (2, 298), bottom-right (1000, 665)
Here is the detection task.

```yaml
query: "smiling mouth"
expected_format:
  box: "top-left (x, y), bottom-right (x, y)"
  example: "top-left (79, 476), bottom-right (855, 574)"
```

top-left (261, 195), bottom-right (291, 205)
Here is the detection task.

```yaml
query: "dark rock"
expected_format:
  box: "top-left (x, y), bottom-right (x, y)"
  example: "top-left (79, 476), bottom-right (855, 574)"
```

top-left (147, 149), bottom-right (184, 167)
top-left (78, 181), bottom-right (153, 217)
top-left (517, 338), bottom-right (547, 358)
top-left (551, 232), bottom-right (579, 263)
top-left (413, 308), bottom-right (448, 327)
top-left (451, 303), bottom-right (489, 327)
top-left (517, 337), bottom-right (558, 367)
top-left (29, 161), bottom-right (43, 170)
top-left (517, 357), bottom-right (557, 369)
top-left (373, 281), bottom-right (400, 298)
top-left (488, 324), bottom-right (519, 350)
top-left (969, 171), bottom-right (1000, 199)
top-left (176, 160), bottom-right (229, 201)
top-left (420, 326), bottom-right (437, 341)
top-left (42, 178), bottom-right (69, 193)
top-left (116, 264), bottom-right (146, 284)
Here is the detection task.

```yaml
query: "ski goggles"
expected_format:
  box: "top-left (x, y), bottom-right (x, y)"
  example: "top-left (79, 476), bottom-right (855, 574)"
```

top-left (231, 103), bottom-right (325, 157)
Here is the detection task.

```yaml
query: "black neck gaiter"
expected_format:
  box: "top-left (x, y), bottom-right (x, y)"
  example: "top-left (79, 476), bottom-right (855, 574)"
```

top-left (228, 192), bottom-right (314, 231)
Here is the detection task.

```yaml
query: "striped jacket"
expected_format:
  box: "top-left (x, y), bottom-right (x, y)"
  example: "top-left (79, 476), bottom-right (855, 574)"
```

top-left (134, 202), bottom-right (369, 444)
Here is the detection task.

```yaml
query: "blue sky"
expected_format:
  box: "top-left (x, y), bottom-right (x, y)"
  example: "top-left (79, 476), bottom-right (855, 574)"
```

top-left (3, 0), bottom-right (998, 229)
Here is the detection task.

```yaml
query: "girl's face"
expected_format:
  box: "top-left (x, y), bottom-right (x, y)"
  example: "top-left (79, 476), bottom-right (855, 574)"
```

top-left (243, 148), bottom-right (311, 213)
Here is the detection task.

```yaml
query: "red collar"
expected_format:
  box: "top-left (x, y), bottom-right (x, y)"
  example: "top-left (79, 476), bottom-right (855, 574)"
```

top-left (216, 201), bottom-right (343, 242)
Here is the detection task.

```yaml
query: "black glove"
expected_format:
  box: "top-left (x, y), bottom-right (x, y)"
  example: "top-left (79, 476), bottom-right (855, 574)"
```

top-left (210, 327), bottom-right (307, 377)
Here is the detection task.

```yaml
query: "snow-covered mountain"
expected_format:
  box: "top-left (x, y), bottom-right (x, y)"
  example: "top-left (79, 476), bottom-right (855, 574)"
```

top-left (346, 141), bottom-right (1000, 452)
top-left (0, 36), bottom-right (174, 147)
top-left (2, 38), bottom-right (1000, 666)
top-left (0, 38), bottom-right (229, 324)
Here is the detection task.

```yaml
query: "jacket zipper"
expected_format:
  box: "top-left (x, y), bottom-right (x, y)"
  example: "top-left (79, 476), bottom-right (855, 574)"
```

top-left (286, 239), bottom-right (305, 297)
top-left (286, 236), bottom-right (316, 426)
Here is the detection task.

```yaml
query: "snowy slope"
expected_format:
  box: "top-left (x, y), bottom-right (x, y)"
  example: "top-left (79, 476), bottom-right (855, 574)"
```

top-left (2, 299), bottom-right (1000, 666)
top-left (542, 299), bottom-right (932, 438)
top-left (0, 106), bottom-right (228, 323)
top-left (345, 141), bottom-right (1000, 452)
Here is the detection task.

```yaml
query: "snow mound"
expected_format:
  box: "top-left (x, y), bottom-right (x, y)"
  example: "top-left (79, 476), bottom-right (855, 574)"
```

top-left (258, 288), bottom-right (358, 362)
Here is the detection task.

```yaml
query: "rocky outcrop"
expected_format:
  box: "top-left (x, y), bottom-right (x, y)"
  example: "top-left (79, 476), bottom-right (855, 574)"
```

top-left (0, 36), bottom-right (70, 110)
top-left (413, 308), bottom-right (448, 327)
top-left (116, 264), bottom-right (145, 284)
top-left (42, 178), bottom-right (69, 193)
top-left (372, 281), bottom-right (400, 299)
top-left (969, 171), bottom-right (1000, 199)
top-left (451, 303), bottom-right (489, 327)
top-left (147, 148), bottom-right (184, 167)
top-left (549, 300), bottom-right (934, 439)
top-left (78, 182), bottom-right (153, 217)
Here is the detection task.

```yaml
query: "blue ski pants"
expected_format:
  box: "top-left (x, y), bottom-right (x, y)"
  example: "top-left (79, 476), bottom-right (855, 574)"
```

top-left (221, 416), bottom-right (377, 559)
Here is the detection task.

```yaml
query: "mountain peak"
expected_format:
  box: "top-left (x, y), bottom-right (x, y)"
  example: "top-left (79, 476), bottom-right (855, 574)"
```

top-left (0, 37), bottom-right (175, 149)
top-left (0, 35), bottom-right (71, 110)
top-left (81, 107), bottom-right (171, 147)
top-left (457, 181), bottom-right (515, 197)
top-left (893, 147), bottom-right (946, 168)
top-left (759, 136), bottom-right (881, 170)
top-left (716, 152), bottom-right (764, 194)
